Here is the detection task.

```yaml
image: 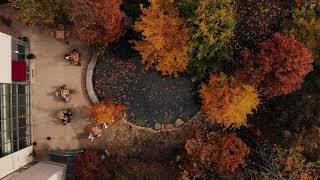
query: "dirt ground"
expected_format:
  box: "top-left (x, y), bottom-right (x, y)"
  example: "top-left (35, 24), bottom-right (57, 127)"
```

top-left (0, 4), bottom-right (201, 163)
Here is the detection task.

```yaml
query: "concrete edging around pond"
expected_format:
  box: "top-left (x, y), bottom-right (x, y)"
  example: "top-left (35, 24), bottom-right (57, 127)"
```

top-left (85, 49), bottom-right (100, 105)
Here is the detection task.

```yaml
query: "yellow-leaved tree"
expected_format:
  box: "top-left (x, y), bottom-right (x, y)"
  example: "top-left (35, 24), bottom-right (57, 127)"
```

top-left (132, 0), bottom-right (189, 77)
top-left (200, 74), bottom-right (259, 128)
top-left (86, 100), bottom-right (126, 126)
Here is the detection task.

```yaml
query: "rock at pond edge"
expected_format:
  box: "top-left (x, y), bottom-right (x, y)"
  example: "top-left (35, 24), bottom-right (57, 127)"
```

top-left (154, 122), bottom-right (161, 130)
top-left (175, 118), bottom-right (185, 127)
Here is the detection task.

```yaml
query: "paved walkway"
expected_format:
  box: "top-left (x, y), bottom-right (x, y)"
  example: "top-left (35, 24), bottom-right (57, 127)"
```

top-left (30, 35), bottom-right (93, 159)
top-left (0, 5), bottom-right (94, 160)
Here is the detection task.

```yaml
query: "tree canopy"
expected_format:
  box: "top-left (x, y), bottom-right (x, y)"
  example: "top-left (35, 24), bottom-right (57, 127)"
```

top-left (10, 0), bottom-right (66, 25)
top-left (132, 0), bottom-right (189, 77)
top-left (200, 74), bottom-right (259, 128)
top-left (237, 33), bottom-right (314, 99)
top-left (283, 4), bottom-right (320, 68)
top-left (185, 131), bottom-right (250, 173)
top-left (187, 0), bottom-right (236, 78)
top-left (69, 0), bottom-right (125, 44)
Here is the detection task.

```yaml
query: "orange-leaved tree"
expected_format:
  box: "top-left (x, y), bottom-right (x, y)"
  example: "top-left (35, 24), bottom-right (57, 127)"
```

top-left (86, 100), bottom-right (126, 126)
top-left (132, 0), bottom-right (189, 77)
top-left (200, 74), bottom-right (259, 128)
top-left (69, 0), bottom-right (125, 44)
top-left (185, 131), bottom-right (250, 173)
top-left (236, 33), bottom-right (313, 99)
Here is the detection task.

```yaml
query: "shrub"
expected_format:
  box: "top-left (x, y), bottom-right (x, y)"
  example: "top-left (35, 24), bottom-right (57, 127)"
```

top-left (132, 0), bottom-right (189, 77)
top-left (86, 100), bottom-right (126, 126)
top-left (188, 0), bottom-right (236, 78)
top-left (69, 0), bottom-right (125, 44)
top-left (200, 74), bottom-right (259, 128)
top-left (236, 33), bottom-right (314, 99)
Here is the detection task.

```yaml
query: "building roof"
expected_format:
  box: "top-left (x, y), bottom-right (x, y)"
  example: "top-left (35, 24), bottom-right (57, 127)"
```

top-left (0, 32), bottom-right (12, 84)
top-left (9, 161), bottom-right (66, 180)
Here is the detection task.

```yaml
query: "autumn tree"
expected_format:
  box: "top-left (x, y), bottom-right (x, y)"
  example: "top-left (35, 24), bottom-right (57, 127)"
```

top-left (86, 100), bottom-right (126, 126)
top-left (10, 0), bottom-right (66, 25)
top-left (132, 0), bottom-right (189, 77)
top-left (185, 131), bottom-right (250, 173)
top-left (187, 0), bottom-right (236, 78)
top-left (283, 3), bottom-right (320, 68)
top-left (73, 150), bottom-right (110, 180)
top-left (177, 0), bottom-right (200, 19)
top-left (276, 147), bottom-right (320, 179)
top-left (200, 74), bottom-right (259, 128)
top-left (253, 84), bottom-right (320, 160)
top-left (69, 0), bottom-right (125, 44)
top-left (237, 33), bottom-right (314, 99)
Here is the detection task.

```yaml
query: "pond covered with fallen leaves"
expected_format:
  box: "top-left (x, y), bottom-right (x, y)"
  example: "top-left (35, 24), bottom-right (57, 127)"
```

top-left (93, 56), bottom-right (199, 127)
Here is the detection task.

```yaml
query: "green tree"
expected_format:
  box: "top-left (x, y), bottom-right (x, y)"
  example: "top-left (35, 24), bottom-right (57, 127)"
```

top-left (177, 0), bottom-right (200, 19)
top-left (283, 6), bottom-right (320, 67)
top-left (10, 0), bottom-right (66, 25)
top-left (187, 0), bottom-right (236, 78)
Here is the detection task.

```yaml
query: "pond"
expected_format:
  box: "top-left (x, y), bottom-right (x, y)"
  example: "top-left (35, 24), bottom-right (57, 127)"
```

top-left (93, 56), bottom-right (200, 127)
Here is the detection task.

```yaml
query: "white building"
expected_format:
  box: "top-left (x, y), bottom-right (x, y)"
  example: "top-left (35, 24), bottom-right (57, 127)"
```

top-left (0, 32), bottom-right (66, 180)
top-left (0, 31), bottom-right (33, 179)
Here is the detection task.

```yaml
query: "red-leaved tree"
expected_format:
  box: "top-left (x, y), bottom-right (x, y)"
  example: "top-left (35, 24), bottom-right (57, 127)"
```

top-left (73, 151), bottom-right (109, 180)
top-left (185, 131), bottom-right (250, 173)
top-left (237, 33), bottom-right (313, 98)
top-left (69, 0), bottom-right (125, 44)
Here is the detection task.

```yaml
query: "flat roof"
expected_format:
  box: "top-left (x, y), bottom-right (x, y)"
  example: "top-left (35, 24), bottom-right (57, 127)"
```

top-left (0, 32), bottom-right (12, 83)
top-left (9, 161), bottom-right (66, 180)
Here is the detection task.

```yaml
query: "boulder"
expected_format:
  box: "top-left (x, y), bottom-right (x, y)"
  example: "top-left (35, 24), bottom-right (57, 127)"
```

top-left (154, 122), bottom-right (162, 130)
top-left (164, 123), bottom-right (175, 129)
top-left (175, 118), bottom-right (185, 127)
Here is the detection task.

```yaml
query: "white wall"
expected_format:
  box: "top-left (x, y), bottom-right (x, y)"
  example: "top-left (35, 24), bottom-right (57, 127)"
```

top-left (0, 146), bottom-right (33, 179)
top-left (0, 32), bottom-right (12, 84)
